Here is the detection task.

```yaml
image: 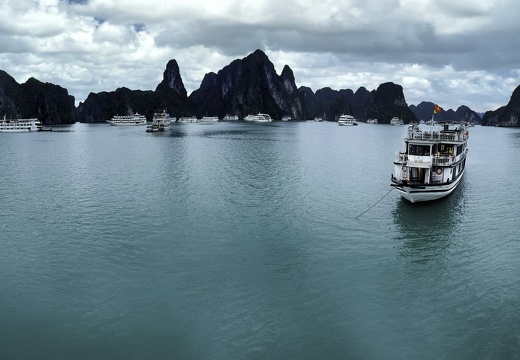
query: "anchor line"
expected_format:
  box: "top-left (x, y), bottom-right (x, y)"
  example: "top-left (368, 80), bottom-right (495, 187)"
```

top-left (355, 188), bottom-right (395, 219)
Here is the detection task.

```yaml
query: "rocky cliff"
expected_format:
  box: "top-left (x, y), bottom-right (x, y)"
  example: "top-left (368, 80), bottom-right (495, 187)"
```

top-left (481, 85), bottom-right (520, 127)
top-left (300, 82), bottom-right (416, 123)
top-left (77, 60), bottom-right (192, 123)
top-left (188, 49), bottom-right (304, 120)
top-left (409, 102), bottom-right (481, 124)
top-left (0, 70), bottom-right (75, 125)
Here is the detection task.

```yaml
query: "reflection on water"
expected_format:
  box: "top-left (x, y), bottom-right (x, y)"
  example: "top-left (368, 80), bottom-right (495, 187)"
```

top-left (392, 178), bottom-right (467, 262)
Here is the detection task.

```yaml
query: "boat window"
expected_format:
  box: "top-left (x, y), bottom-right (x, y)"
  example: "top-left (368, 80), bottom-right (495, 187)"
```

top-left (457, 144), bottom-right (463, 155)
top-left (409, 144), bottom-right (430, 156)
top-left (438, 144), bottom-right (453, 155)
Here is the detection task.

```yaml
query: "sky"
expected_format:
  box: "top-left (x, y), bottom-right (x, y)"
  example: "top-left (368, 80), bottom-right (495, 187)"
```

top-left (1, 0), bottom-right (519, 113)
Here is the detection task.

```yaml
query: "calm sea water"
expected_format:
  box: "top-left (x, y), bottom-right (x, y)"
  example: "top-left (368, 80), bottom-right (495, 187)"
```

top-left (1, 121), bottom-right (519, 359)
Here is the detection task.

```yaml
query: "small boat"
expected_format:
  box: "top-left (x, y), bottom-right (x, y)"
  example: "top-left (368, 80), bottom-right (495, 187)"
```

top-left (282, 116), bottom-right (292, 121)
top-left (146, 110), bottom-right (171, 132)
top-left (390, 117), bottom-right (404, 125)
top-left (244, 113), bottom-right (272, 122)
top-left (338, 114), bottom-right (358, 126)
top-left (37, 126), bottom-right (53, 131)
top-left (367, 118), bottom-right (378, 124)
top-left (201, 116), bottom-right (219, 122)
top-left (314, 117), bottom-right (323, 122)
top-left (106, 113), bottom-right (147, 126)
top-left (178, 116), bottom-right (199, 123)
top-left (391, 121), bottom-right (470, 203)
top-left (0, 115), bottom-right (42, 132)
top-left (223, 114), bottom-right (239, 121)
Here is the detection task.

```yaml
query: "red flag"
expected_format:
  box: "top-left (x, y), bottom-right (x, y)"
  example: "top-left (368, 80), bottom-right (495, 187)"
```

top-left (433, 104), bottom-right (442, 114)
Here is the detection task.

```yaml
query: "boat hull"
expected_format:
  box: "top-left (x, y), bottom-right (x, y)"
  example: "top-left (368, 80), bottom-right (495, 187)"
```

top-left (392, 169), bottom-right (465, 203)
top-left (106, 121), bottom-right (146, 126)
top-left (0, 128), bottom-right (37, 133)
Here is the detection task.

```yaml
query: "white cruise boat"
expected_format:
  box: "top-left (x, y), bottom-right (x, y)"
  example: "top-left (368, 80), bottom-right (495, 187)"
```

top-left (106, 113), bottom-right (147, 126)
top-left (223, 114), bottom-right (239, 121)
top-left (146, 110), bottom-right (171, 132)
top-left (0, 115), bottom-right (42, 132)
top-left (201, 116), bottom-right (219, 122)
top-left (314, 117), bottom-right (323, 122)
top-left (338, 114), bottom-right (357, 126)
top-left (178, 116), bottom-right (199, 123)
top-left (391, 121), bottom-right (470, 203)
top-left (367, 118), bottom-right (378, 124)
top-left (281, 116), bottom-right (292, 121)
top-left (390, 117), bottom-right (404, 125)
top-left (244, 113), bottom-right (272, 122)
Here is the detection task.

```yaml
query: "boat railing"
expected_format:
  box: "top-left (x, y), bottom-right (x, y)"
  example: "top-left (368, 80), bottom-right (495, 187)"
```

top-left (395, 152), bottom-right (407, 163)
top-left (406, 129), bottom-right (469, 142)
top-left (396, 152), bottom-right (460, 166)
top-left (433, 154), bottom-right (456, 165)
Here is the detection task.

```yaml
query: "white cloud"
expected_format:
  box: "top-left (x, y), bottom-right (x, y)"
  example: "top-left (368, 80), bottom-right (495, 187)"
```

top-left (0, 0), bottom-right (518, 113)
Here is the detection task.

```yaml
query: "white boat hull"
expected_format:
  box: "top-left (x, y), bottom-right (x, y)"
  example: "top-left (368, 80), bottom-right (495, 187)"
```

top-left (392, 169), bottom-right (465, 203)
top-left (106, 121), bottom-right (146, 126)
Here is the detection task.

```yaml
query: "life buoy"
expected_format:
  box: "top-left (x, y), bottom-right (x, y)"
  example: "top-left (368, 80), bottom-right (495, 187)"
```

top-left (436, 168), bottom-right (442, 175)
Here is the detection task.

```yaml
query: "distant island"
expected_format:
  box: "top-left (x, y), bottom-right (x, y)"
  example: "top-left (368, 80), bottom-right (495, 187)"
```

top-left (1, 49), bottom-right (518, 126)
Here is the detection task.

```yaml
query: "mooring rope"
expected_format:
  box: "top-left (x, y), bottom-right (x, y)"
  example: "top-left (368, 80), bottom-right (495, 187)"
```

top-left (355, 188), bottom-right (395, 219)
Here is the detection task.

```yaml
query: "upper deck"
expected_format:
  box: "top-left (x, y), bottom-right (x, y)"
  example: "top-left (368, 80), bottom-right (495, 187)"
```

top-left (405, 123), bottom-right (469, 143)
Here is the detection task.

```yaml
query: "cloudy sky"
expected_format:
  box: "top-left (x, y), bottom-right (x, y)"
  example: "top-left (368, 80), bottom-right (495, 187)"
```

top-left (1, 0), bottom-right (519, 113)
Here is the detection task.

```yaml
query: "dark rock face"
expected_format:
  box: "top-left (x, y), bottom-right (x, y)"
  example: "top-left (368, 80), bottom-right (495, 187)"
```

top-left (156, 59), bottom-right (187, 98)
top-left (188, 49), bottom-right (304, 120)
top-left (76, 87), bottom-right (158, 123)
top-left (365, 82), bottom-right (416, 124)
top-left (482, 85), bottom-right (520, 127)
top-left (77, 61), bottom-right (192, 123)
top-left (409, 102), bottom-right (481, 124)
top-left (300, 82), bottom-right (416, 123)
top-left (0, 71), bottom-right (75, 125)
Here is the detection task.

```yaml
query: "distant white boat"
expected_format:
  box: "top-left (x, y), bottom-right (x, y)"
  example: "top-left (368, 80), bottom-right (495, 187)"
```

top-left (390, 117), bottom-right (404, 125)
top-left (367, 118), bottom-right (378, 124)
top-left (281, 116), bottom-right (292, 121)
top-left (146, 110), bottom-right (171, 132)
top-left (314, 117), bottom-right (322, 122)
top-left (223, 114), bottom-right (239, 121)
top-left (201, 116), bottom-right (219, 122)
top-left (244, 113), bottom-right (272, 122)
top-left (106, 113), bottom-right (147, 126)
top-left (178, 116), bottom-right (199, 123)
top-left (0, 115), bottom-right (42, 132)
top-left (338, 114), bottom-right (357, 126)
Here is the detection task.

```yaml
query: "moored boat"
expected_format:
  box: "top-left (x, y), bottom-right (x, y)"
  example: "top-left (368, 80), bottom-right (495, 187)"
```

top-left (146, 110), bottom-right (171, 132)
top-left (201, 116), bottom-right (219, 122)
top-left (391, 121), bottom-right (470, 203)
top-left (0, 115), bottom-right (42, 132)
top-left (390, 116), bottom-right (404, 125)
top-left (338, 114), bottom-right (357, 126)
top-left (106, 113), bottom-right (147, 126)
top-left (178, 116), bottom-right (199, 123)
top-left (223, 114), bottom-right (239, 121)
top-left (244, 113), bottom-right (272, 122)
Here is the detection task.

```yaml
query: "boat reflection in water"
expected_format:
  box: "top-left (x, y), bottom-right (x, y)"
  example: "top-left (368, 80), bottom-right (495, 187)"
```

top-left (392, 179), bottom-right (467, 260)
